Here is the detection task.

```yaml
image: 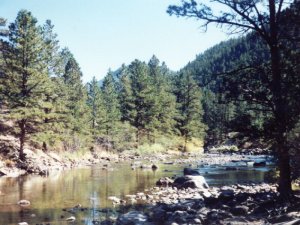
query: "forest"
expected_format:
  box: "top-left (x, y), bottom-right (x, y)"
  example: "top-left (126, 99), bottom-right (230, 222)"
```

top-left (0, 0), bottom-right (300, 201)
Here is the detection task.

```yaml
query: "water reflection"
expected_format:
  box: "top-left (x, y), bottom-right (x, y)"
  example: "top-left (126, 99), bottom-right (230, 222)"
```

top-left (0, 162), bottom-right (274, 224)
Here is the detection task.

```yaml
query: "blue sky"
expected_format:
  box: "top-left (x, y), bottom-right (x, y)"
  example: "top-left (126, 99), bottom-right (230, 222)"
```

top-left (0, 0), bottom-right (228, 82)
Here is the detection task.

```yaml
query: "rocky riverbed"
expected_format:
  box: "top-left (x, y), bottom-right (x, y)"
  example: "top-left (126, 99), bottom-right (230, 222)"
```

top-left (114, 180), bottom-right (300, 225)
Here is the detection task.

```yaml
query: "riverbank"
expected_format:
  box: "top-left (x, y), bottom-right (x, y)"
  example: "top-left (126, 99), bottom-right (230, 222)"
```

top-left (0, 134), bottom-right (121, 177)
top-left (0, 132), bottom-right (205, 177)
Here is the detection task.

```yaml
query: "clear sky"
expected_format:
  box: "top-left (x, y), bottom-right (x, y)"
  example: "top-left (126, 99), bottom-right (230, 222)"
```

top-left (0, 0), bottom-right (228, 82)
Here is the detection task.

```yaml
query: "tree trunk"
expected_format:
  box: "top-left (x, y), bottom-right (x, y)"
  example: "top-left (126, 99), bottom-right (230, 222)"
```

top-left (270, 46), bottom-right (292, 197)
top-left (18, 119), bottom-right (26, 161)
top-left (136, 129), bottom-right (140, 146)
top-left (184, 134), bottom-right (188, 152)
top-left (268, 0), bottom-right (292, 198)
top-left (269, 42), bottom-right (292, 198)
top-left (42, 142), bottom-right (47, 152)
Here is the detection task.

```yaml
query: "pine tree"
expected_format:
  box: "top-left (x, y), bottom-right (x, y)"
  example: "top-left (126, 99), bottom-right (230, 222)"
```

top-left (38, 19), bottom-right (62, 151)
top-left (62, 56), bottom-right (90, 150)
top-left (0, 17), bottom-right (7, 106)
top-left (0, 10), bottom-right (51, 160)
top-left (87, 76), bottom-right (106, 137)
top-left (119, 65), bottom-right (135, 124)
top-left (128, 60), bottom-right (155, 143)
top-left (174, 71), bottom-right (206, 151)
top-left (148, 56), bottom-right (177, 136)
top-left (102, 70), bottom-right (121, 137)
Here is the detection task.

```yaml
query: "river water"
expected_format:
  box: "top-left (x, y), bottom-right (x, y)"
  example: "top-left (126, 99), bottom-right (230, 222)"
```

top-left (0, 157), bottom-right (275, 225)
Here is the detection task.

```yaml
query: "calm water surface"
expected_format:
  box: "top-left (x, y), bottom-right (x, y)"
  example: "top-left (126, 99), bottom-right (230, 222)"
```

top-left (0, 159), bottom-right (274, 225)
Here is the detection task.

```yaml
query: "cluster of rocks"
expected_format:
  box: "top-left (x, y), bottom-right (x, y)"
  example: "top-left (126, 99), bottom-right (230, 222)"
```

top-left (116, 180), bottom-right (300, 225)
top-left (237, 148), bottom-right (272, 155)
top-left (113, 165), bottom-right (300, 225)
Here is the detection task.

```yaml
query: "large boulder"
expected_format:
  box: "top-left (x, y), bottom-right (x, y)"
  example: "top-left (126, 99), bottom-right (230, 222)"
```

top-left (173, 175), bottom-right (209, 189)
top-left (183, 168), bottom-right (200, 176)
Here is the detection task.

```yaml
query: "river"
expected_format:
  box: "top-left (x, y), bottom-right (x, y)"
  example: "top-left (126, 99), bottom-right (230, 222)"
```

top-left (0, 156), bottom-right (275, 225)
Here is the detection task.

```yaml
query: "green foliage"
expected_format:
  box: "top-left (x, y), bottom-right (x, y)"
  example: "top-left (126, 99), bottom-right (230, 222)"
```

top-left (1, 10), bottom-right (52, 159)
top-left (63, 57), bottom-right (90, 137)
top-left (102, 70), bottom-right (121, 137)
top-left (87, 76), bottom-right (106, 137)
top-left (174, 71), bottom-right (206, 147)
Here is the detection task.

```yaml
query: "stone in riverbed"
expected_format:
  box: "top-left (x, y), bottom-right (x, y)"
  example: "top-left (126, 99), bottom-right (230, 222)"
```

top-left (230, 205), bottom-right (249, 216)
top-left (183, 168), bottom-right (200, 176)
top-left (151, 206), bottom-right (167, 222)
top-left (116, 211), bottom-right (148, 225)
top-left (253, 161), bottom-right (266, 167)
top-left (17, 199), bottom-right (30, 207)
top-left (108, 196), bottom-right (120, 204)
top-left (173, 176), bottom-right (209, 189)
top-left (66, 216), bottom-right (76, 222)
top-left (156, 177), bottom-right (174, 186)
top-left (152, 164), bottom-right (158, 170)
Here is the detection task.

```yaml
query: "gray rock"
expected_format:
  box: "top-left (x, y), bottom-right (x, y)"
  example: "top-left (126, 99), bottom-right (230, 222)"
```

top-left (230, 205), bottom-right (249, 216)
top-left (66, 216), bottom-right (76, 222)
top-left (183, 168), bottom-right (200, 176)
top-left (156, 177), bottom-right (174, 186)
top-left (219, 188), bottom-right (235, 199)
top-left (151, 207), bottom-right (167, 222)
top-left (17, 199), bottom-right (31, 207)
top-left (116, 211), bottom-right (148, 225)
top-left (273, 219), bottom-right (300, 225)
top-left (173, 175), bottom-right (209, 189)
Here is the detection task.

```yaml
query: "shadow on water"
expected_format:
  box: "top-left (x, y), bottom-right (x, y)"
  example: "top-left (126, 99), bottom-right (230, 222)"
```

top-left (0, 160), bottom-right (275, 224)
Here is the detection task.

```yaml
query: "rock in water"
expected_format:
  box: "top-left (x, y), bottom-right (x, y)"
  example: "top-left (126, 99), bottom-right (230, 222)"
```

top-left (152, 164), bottom-right (158, 170)
top-left (66, 216), bottom-right (76, 222)
top-left (253, 161), bottom-right (266, 167)
top-left (17, 200), bottom-right (30, 207)
top-left (156, 177), bottom-right (174, 186)
top-left (116, 211), bottom-right (148, 225)
top-left (183, 168), bottom-right (200, 176)
top-left (173, 175), bottom-right (209, 189)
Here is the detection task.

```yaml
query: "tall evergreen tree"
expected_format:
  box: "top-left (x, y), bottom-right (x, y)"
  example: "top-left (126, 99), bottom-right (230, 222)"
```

top-left (174, 71), bottom-right (206, 151)
top-left (128, 60), bottom-right (155, 143)
top-left (38, 19), bottom-right (62, 151)
top-left (62, 56), bottom-right (90, 150)
top-left (148, 55), bottom-right (177, 136)
top-left (102, 70), bottom-right (121, 137)
top-left (119, 65), bottom-right (135, 124)
top-left (0, 10), bottom-right (51, 160)
top-left (87, 76), bottom-right (106, 137)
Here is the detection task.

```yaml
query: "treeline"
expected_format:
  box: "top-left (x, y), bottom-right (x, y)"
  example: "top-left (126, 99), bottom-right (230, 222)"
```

top-left (0, 10), bottom-right (206, 159)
